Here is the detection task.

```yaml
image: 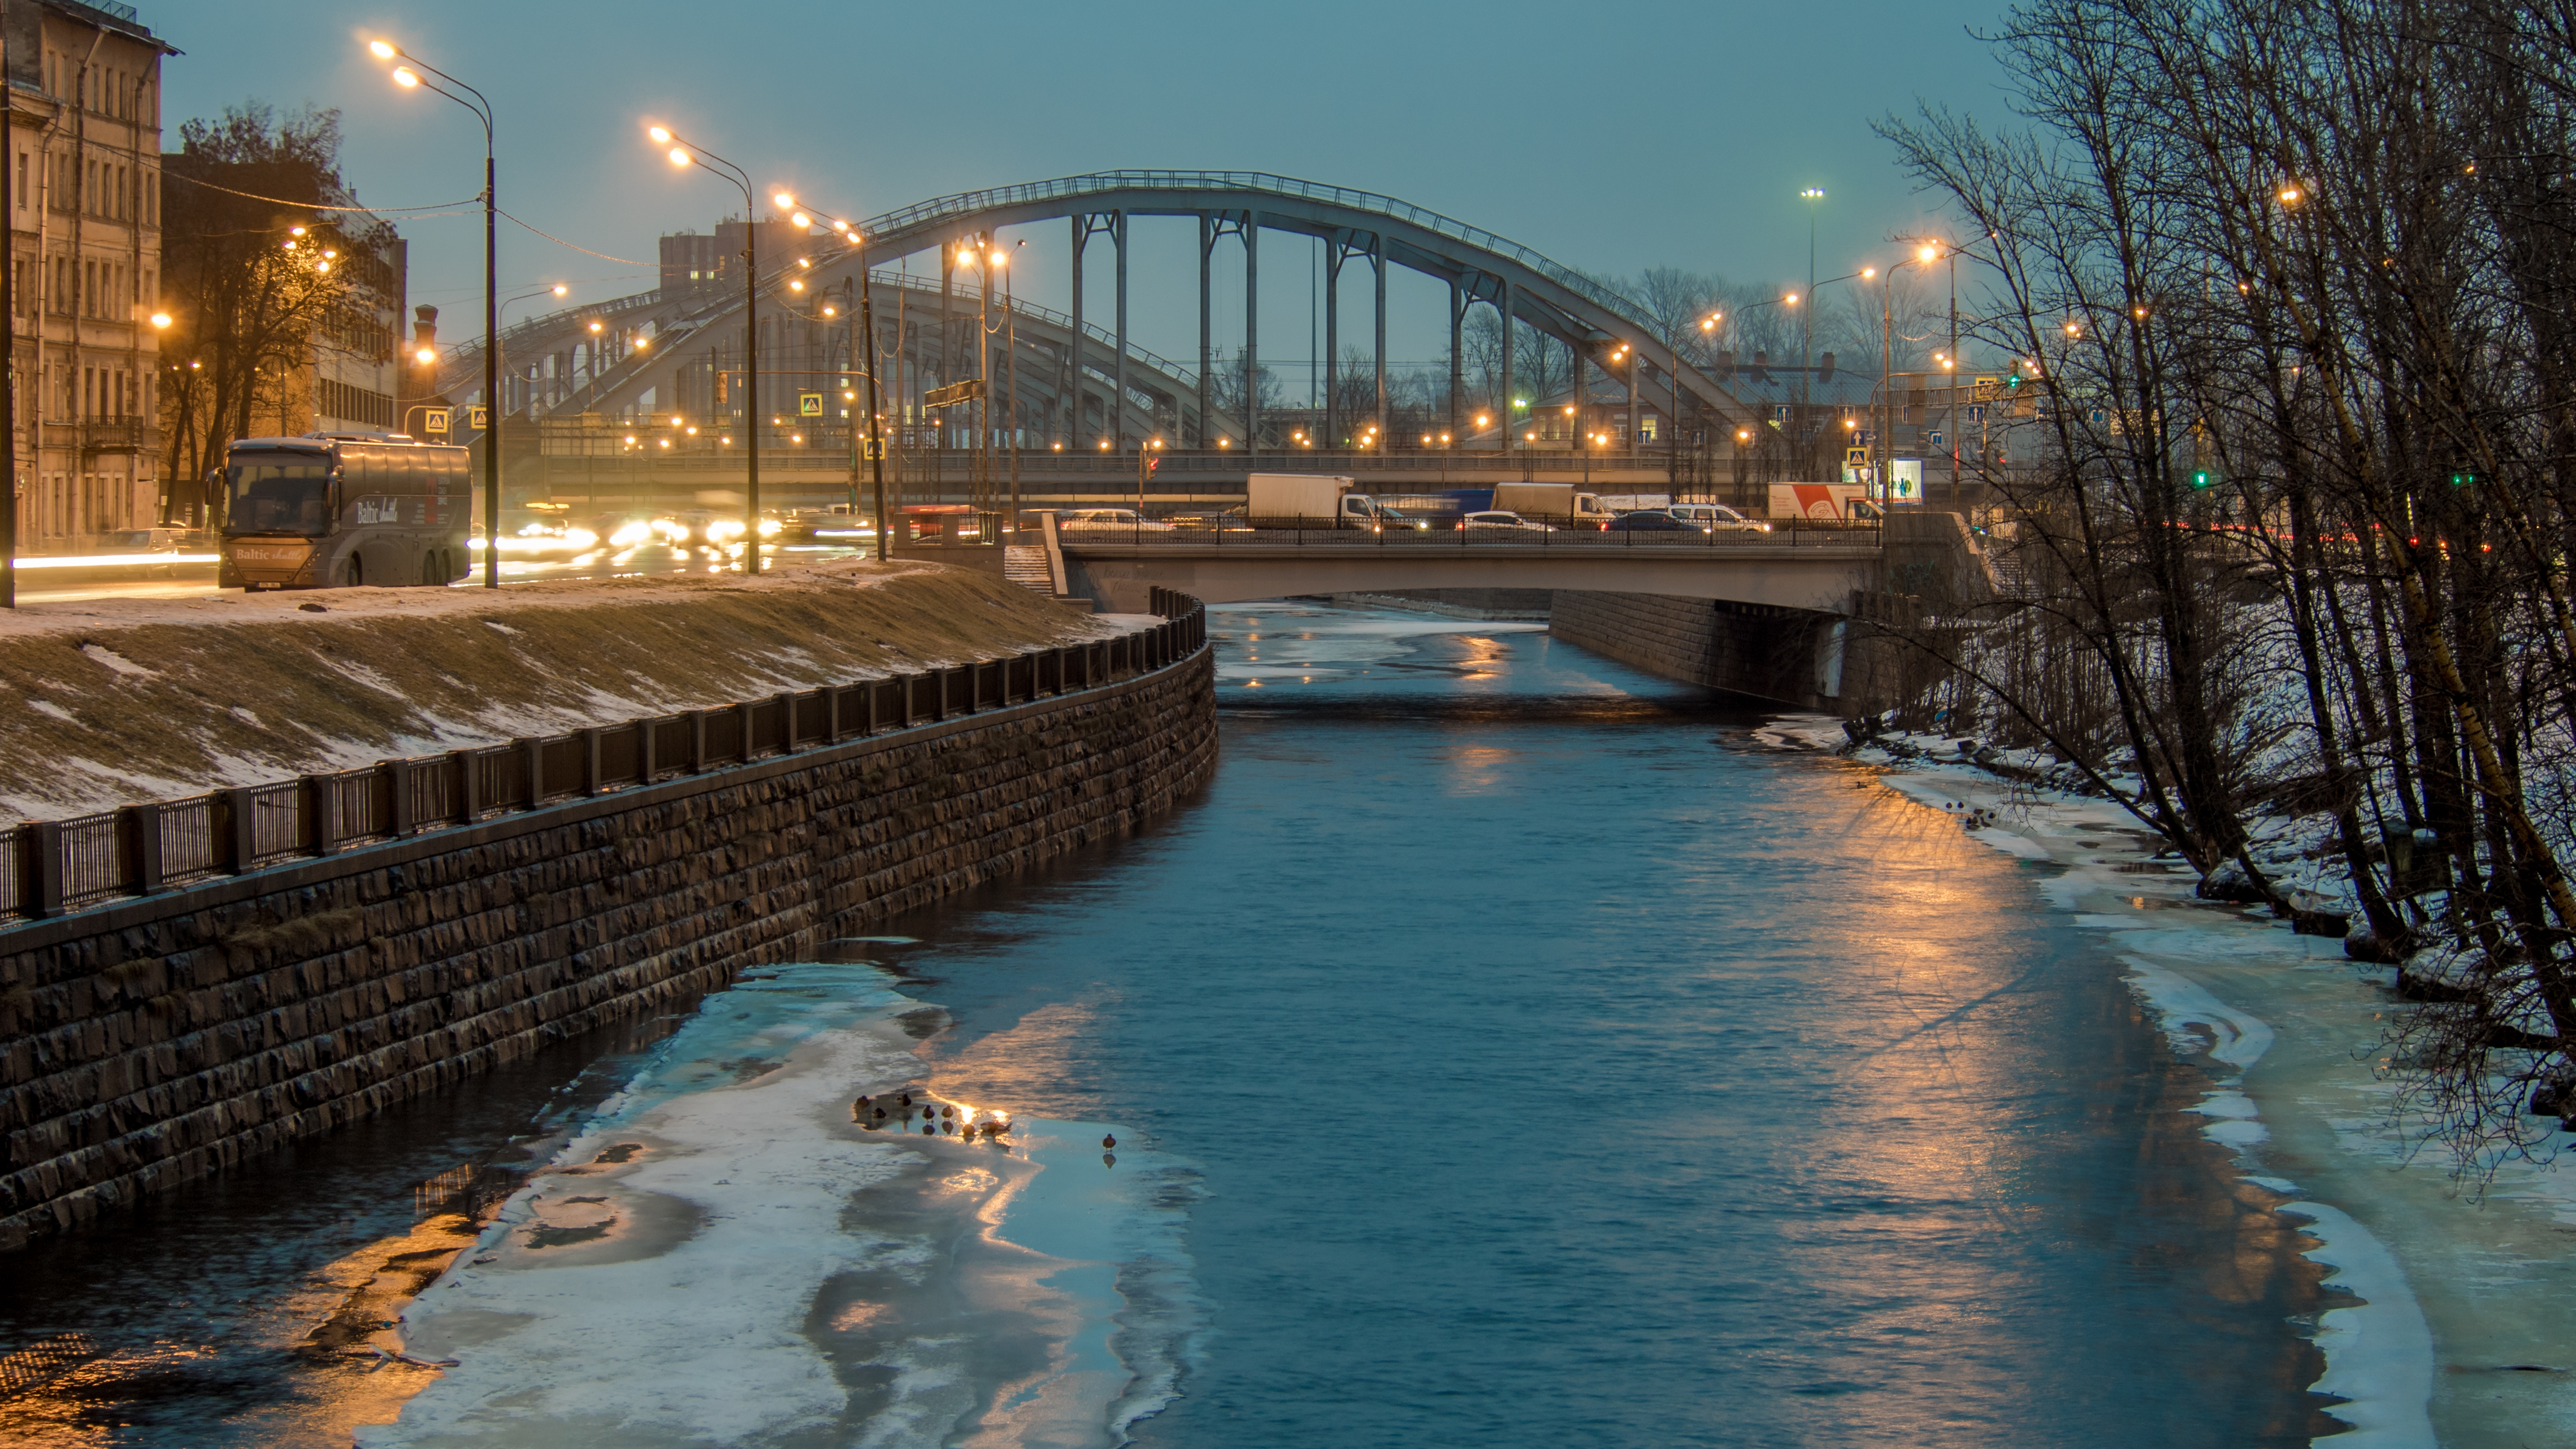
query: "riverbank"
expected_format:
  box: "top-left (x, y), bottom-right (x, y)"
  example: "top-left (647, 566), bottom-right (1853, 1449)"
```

top-left (1762, 715), bottom-right (2576, 1447)
top-left (0, 559), bottom-right (1108, 819)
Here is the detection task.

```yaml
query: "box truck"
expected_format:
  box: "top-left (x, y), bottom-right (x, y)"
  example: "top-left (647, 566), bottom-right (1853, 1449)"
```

top-left (1487, 483), bottom-right (1619, 528)
top-left (1767, 482), bottom-right (1887, 523)
top-left (1247, 473), bottom-right (1378, 526)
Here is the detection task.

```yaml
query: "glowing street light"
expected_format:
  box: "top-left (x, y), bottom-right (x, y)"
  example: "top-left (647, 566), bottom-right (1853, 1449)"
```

top-left (372, 36), bottom-right (501, 587)
top-left (648, 121), bottom-right (765, 571)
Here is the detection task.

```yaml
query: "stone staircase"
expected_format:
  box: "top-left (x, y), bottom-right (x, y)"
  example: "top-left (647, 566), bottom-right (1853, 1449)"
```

top-left (1003, 545), bottom-right (1053, 595)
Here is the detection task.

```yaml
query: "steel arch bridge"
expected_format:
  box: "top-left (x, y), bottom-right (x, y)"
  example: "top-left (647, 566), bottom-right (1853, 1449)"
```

top-left (436, 171), bottom-right (1764, 458)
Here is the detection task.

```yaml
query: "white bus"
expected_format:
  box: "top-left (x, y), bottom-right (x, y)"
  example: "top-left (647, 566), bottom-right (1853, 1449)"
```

top-left (216, 432), bottom-right (474, 591)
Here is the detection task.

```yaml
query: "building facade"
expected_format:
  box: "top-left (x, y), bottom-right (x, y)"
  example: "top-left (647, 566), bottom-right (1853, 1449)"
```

top-left (6, 0), bottom-right (173, 548)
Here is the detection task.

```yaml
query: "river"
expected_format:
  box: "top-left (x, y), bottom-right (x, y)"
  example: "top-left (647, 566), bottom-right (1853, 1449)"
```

top-left (0, 601), bottom-right (2338, 1447)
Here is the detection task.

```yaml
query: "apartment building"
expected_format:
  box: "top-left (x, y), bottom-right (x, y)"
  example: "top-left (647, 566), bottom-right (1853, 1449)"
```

top-left (6, 0), bottom-right (173, 546)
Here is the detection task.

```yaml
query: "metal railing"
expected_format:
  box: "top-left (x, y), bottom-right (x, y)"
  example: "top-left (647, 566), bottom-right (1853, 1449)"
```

top-left (0, 601), bottom-right (1206, 925)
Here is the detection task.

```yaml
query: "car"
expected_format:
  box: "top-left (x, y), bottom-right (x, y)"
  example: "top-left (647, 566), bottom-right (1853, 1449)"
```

top-left (1666, 503), bottom-right (1771, 533)
top-left (1163, 507), bottom-right (1251, 531)
top-left (1457, 510), bottom-right (1551, 533)
top-left (101, 527), bottom-right (198, 553)
top-left (1055, 508), bottom-right (1176, 532)
top-left (1602, 510), bottom-right (1710, 533)
top-left (1371, 506), bottom-right (1434, 533)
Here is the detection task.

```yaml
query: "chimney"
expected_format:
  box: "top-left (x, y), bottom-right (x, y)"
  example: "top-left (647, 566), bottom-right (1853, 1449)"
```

top-left (1716, 350), bottom-right (1736, 380)
top-left (1819, 351), bottom-right (1837, 381)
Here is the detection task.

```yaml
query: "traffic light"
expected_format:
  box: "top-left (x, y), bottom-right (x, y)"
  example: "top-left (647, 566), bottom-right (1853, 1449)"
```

top-left (2005, 372), bottom-right (2022, 391)
top-left (2190, 468), bottom-right (2214, 489)
top-left (2449, 471), bottom-right (2475, 487)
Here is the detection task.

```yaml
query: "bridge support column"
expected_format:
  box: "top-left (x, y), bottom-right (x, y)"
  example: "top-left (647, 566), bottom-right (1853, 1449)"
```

top-left (940, 244), bottom-right (955, 461)
top-left (1324, 239), bottom-right (1341, 446)
top-left (1244, 212), bottom-right (1259, 452)
top-left (1449, 279), bottom-right (1464, 446)
top-left (1373, 232), bottom-right (1387, 439)
top-left (1114, 211), bottom-right (1129, 452)
top-left (1569, 338), bottom-right (1585, 445)
top-left (1069, 216), bottom-right (1087, 444)
top-left (1628, 352), bottom-right (1640, 452)
top-left (1197, 214), bottom-right (1212, 448)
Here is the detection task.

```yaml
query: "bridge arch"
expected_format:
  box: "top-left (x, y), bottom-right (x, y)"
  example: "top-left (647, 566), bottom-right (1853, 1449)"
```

top-left (440, 172), bottom-right (1761, 453)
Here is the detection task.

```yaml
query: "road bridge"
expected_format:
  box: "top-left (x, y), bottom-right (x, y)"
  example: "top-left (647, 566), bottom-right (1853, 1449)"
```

top-left (1045, 530), bottom-right (1880, 614)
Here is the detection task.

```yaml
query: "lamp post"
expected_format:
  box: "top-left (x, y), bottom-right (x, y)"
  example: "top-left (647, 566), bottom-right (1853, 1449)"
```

top-left (491, 283), bottom-right (567, 429)
top-left (649, 124), bottom-right (762, 572)
top-left (1799, 188), bottom-right (1824, 441)
top-left (1137, 436), bottom-right (1161, 517)
top-left (371, 38), bottom-right (499, 587)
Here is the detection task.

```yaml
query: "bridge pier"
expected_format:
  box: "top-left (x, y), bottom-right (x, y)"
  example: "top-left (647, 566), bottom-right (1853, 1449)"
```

top-left (1373, 232), bottom-right (1387, 437)
top-left (1500, 281), bottom-right (1514, 455)
top-left (1198, 214), bottom-right (1212, 449)
top-left (1114, 210), bottom-right (1130, 451)
top-left (1244, 211), bottom-right (1260, 450)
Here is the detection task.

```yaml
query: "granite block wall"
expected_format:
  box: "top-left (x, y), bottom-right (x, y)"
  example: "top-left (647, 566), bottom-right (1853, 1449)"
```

top-left (0, 646), bottom-right (1216, 1250)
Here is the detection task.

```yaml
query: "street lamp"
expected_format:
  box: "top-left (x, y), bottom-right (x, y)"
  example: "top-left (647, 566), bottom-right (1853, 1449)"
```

top-left (372, 38), bottom-right (500, 587)
top-left (649, 123), bottom-right (764, 571)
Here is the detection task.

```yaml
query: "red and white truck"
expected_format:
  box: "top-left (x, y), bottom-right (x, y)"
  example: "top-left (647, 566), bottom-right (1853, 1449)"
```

top-left (1767, 482), bottom-right (1888, 523)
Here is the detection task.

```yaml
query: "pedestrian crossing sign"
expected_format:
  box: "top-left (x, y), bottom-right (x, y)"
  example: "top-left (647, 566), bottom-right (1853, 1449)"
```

top-left (469, 406), bottom-right (488, 430)
top-left (424, 407), bottom-right (450, 434)
top-left (799, 392), bottom-right (824, 417)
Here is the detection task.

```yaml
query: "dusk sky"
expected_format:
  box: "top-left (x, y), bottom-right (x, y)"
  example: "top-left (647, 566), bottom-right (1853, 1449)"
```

top-left (162, 1), bottom-right (2015, 378)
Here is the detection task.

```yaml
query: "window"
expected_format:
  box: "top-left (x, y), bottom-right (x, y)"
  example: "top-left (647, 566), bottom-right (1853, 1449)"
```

top-left (11, 153), bottom-right (21, 211)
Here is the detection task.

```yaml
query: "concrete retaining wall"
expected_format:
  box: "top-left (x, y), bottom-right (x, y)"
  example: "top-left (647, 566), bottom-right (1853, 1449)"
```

top-left (1549, 591), bottom-right (1906, 714)
top-left (0, 641), bottom-right (1217, 1250)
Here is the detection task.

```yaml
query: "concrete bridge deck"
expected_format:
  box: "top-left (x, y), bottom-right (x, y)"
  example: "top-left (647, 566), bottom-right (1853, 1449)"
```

top-left (1051, 528), bottom-right (1881, 612)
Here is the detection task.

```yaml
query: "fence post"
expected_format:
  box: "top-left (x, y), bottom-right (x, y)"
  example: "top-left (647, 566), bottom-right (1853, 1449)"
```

top-left (776, 692), bottom-right (800, 753)
top-left (930, 670), bottom-right (948, 723)
top-left (452, 749), bottom-right (480, 823)
top-left (224, 786), bottom-right (257, 872)
top-left (826, 688), bottom-right (845, 745)
top-left (864, 680), bottom-right (881, 734)
top-left (522, 737), bottom-right (546, 808)
top-left (736, 701), bottom-right (756, 761)
top-left (581, 727), bottom-right (604, 795)
top-left (638, 719), bottom-right (658, 782)
top-left (386, 760), bottom-right (415, 838)
top-left (25, 821), bottom-right (62, 918)
top-left (125, 801), bottom-right (163, 895)
top-left (306, 775), bottom-right (338, 856)
top-left (691, 711), bottom-right (710, 773)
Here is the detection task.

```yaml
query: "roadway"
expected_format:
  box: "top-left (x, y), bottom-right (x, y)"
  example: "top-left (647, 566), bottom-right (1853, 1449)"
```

top-left (5, 541), bottom-right (881, 606)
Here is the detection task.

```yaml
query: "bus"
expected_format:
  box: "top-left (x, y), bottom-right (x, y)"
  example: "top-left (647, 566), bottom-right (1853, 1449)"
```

top-left (215, 432), bottom-right (474, 591)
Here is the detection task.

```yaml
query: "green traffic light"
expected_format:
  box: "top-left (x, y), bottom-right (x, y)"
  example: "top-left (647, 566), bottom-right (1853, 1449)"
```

top-left (2449, 472), bottom-right (2474, 487)
top-left (2191, 470), bottom-right (2212, 489)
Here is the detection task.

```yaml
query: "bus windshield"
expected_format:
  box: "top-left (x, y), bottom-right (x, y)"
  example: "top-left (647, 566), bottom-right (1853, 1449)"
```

top-left (225, 453), bottom-right (332, 535)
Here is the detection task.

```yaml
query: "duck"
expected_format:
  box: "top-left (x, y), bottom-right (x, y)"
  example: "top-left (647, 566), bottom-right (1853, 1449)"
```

top-left (1101, 1134), bottom-right (1117, 1150)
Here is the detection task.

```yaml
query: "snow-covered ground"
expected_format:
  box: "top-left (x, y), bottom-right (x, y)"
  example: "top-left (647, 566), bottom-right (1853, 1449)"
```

top-left (1760, 716), bottom-right (2576, 1446)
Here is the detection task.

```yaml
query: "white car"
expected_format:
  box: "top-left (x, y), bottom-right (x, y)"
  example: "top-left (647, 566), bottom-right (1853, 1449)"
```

top-left (1457, 510), bottom-right (1551, 533)
top-left (1666, 503), bottom-right (1772, 532)
top-left (1054, 509), bottom-right (1176, 532)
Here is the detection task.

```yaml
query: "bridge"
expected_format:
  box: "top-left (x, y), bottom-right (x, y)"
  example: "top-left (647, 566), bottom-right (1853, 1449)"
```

top-left (1042, 528), bottom-right (1883, 614)
top-left (433, 171), bottom-right (1791, 505)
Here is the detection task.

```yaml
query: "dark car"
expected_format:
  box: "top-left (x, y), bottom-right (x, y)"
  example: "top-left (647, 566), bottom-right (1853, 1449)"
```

top-left (1602, 510), bottom-right (1708, 533)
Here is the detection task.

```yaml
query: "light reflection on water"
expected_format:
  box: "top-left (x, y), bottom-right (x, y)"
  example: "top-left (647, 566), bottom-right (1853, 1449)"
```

top-left (0, 601), bottom-right (2335, 1447)
top-left (901, 601), bottom-right (2336, 1447)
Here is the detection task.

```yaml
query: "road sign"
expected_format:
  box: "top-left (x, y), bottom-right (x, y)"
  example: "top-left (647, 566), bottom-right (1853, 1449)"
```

top-left (1967, 405), bottom-right (1987, 423)
top-left (862, 439), bottom-right (884, 460)
top-left (923, 379), bottom-right (987, 410)
top-left (798, 392), bottom-right (824, 417)
top-left (424, 407), bottom-right (450, 434)
top-left (1972, 376), bottom-right (2002, 402)
top-left (469, 406), bottom-right (488, 430)
top-left (1929, 431), bottom-right (1945, 449)
top-left (1845, 446), bottom-right (1870, 466)
top-left (1772, 405), bottom-right (1790, 421)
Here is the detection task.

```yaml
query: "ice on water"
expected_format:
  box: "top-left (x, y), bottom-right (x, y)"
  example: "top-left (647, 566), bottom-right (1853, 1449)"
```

top-left (365, 962), bottom-right (1199, 1448)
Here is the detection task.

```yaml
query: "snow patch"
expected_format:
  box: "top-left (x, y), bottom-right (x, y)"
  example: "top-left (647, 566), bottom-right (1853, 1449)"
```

top-left (79, 643), bottom-right (157, 678)
top-left (27, 700), bottom-right (73, 722)
top-left (2280, 1200), bottom-right (2439, 1447)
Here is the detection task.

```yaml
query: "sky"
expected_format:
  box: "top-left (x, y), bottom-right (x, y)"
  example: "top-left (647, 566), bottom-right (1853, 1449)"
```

top-left (157, 0), bottom-right (2022, 389)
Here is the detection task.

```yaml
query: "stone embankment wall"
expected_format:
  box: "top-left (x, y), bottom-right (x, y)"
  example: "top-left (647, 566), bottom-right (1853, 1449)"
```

top-left (0, 631), bottom-right (1217, 1251)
